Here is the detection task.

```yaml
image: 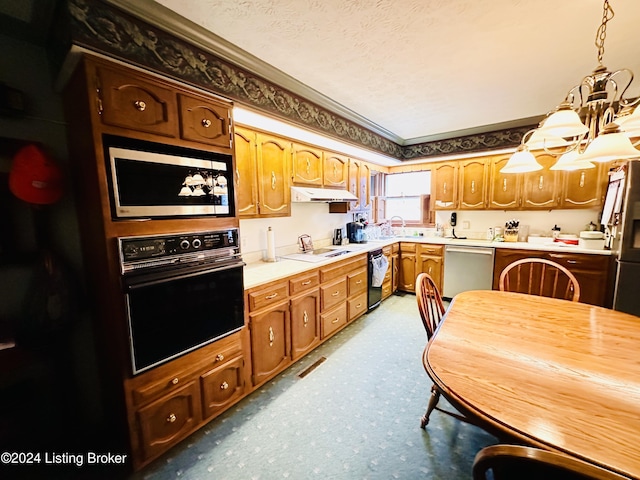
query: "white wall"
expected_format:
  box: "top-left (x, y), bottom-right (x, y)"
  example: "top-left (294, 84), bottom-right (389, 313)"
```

top-left (240, 203), bottom-right (352, 261)
top-left (433, 209), bottom-right (600, 239)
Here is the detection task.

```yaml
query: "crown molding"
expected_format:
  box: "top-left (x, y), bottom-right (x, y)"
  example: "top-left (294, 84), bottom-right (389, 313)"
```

top-left (104, 0), bottom-right (402, 145)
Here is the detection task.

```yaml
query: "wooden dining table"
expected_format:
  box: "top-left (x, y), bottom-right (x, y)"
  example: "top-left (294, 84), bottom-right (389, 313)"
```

top-left (424, 290), bottom-right (640, 479)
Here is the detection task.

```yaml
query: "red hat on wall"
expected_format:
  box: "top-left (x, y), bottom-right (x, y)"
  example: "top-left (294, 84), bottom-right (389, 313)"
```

top-left (9, 144), bottom-right (63, 205)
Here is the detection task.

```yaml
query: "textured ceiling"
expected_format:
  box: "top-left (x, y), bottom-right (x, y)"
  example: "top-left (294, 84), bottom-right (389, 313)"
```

top-left (147, 1), bottom-right (640, 144)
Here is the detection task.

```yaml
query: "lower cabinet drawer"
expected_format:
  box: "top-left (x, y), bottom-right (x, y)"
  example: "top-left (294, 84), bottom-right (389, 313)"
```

top-left (348, 292), bottom-right (368, 321)
top-left (321, 278), bottom-right (347, 311)
top-left (381, 281), bottom-right (392, 300)
top-left (136, 381), bottom-right (201, 461)
top-left (321, 303), bottom-right (348, 338)
top-left (200, 355), bottom-right (245, 419)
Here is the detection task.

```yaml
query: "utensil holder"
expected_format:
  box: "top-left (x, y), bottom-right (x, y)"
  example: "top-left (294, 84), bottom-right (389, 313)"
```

top-left (504, 228), bottom-right (519, 242)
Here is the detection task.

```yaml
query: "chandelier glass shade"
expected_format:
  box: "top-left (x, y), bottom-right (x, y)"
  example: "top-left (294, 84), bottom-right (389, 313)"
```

top-left (502, 0), bottom-right (640, 173)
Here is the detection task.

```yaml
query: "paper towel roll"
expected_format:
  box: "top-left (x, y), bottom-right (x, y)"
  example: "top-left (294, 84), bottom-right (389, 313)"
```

top-left (266, 226), bottom-right (276, 261)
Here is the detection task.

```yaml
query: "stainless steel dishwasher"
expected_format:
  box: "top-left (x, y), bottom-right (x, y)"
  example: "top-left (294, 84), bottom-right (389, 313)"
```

top-left (443, 245), bottom-right (495, 298)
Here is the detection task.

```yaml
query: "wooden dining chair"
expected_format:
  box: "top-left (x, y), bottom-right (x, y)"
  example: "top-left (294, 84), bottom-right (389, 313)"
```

top-left (416, 273), bottom-right (469, 428)
top-left (499, 258), bottom-right (581, 302)
top-left (473, 444), bottom-right (630, 480)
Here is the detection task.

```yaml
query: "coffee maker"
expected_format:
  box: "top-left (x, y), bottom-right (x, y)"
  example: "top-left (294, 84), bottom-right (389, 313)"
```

top-left (347, 221), bottom-right (366, 243)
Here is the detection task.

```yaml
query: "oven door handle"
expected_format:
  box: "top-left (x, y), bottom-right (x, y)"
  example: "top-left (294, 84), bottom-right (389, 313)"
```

top-left (124, 262), bottom-right (245, 290)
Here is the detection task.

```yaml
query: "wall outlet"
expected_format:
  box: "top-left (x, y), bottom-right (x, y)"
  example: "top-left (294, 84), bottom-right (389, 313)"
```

top-left (462, 221), bottom-right (470, 229)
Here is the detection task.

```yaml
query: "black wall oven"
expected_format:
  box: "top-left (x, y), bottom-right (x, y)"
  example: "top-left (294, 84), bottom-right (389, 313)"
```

top-left (119, 229), bottom-right (244, 375)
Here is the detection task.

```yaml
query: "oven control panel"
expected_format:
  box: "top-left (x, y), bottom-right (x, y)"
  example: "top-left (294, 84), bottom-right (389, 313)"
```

top-left (119, 229), bottom-right (239, 264)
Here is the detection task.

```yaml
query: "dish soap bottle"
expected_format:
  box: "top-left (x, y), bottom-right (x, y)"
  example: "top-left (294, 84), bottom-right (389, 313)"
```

top-left (551, 225), bottom-right (561, 240)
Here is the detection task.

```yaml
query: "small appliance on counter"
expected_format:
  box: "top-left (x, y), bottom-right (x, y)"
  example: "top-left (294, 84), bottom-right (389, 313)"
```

top-left (333, 228), bottom-right (344, 245)
top-left (347, 221), bottom-right (366, 244)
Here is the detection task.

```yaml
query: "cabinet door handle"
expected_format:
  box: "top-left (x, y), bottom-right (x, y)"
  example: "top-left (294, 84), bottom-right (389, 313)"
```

top-left (579, 171), bottom-right (586, 188)
top-left (443, 182), bottom-right (447, 194)
top-left (567, 260), bottom-right (577, 264)
top-left (538, 175), bottom-right (544, 190)
top-left (471, 180), bottom-right (476, 194)
top-left (220, 381), bottom-right (229, 390)
top-left (333, 164), bottom-right (337, 177)
top-left (356, 280), bottom-right (362, 284)
top-left (166, 413), bottom-right (177, 423)
top-left (332, 317), bottom-right (340, 324)
top-left (356, 303), bottom-right (362, 309)
top-left (268, 326), bottom-right (275, 346)
top-left (332, 291), bottom-right (340, 297)
top-left (265, 292), bottom-right (278, 300)
top-left (134, 100), bottom-right (146, 111)
top-left (306, 158), bottom-right (311, 174)
top-left (171, 377), bottom-right (179, 385)
top-left (271, 171), bottom-right (277, 190)
top-left (303, 310), bottom-right (309, 327)
top-left (301, 280), bottom-right (312, 286)
top-left (201, 118), bottom-right (211, 128)
top-left (215, 354), bottom-right (225, 362)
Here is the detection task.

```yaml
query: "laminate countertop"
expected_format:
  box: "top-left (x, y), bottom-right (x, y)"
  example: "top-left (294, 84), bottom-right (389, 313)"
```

top-left (243, 237), bottom-right (612, 290)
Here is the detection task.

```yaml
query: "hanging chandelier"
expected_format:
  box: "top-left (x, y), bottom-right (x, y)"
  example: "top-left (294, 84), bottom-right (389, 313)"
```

top-left (501, 0), bottom-right (640, 173)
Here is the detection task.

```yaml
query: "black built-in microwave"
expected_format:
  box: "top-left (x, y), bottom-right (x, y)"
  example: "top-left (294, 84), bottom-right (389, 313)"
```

top-left (104, 136), bottom-right (235, 219)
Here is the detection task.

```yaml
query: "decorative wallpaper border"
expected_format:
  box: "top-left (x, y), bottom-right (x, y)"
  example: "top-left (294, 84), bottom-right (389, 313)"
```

top-left (65, 0), bottom-right (530, 160)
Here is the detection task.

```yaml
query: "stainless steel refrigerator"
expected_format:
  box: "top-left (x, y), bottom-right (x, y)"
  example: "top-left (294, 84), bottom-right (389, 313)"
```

top-left (603, 160), bottom-right (640, 316)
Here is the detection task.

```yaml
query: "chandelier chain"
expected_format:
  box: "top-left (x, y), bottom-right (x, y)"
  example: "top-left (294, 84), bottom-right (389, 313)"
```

top-left (596, 0), bottom-right (614, 66)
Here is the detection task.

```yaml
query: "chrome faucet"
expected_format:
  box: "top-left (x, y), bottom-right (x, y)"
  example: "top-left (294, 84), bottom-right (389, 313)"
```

top-left (389, 216), bottom-right (406, 237)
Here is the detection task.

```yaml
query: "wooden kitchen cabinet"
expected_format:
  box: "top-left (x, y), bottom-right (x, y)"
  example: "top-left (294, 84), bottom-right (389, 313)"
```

top-left (347, 158), bottom-right (371, 211)
top-left (177, 93), bottom-right (232, 149)
top-left (249, 299), bottom-right (291, 386)
top-left (96, 61), bottom-right (179, 138)
top-left (458, 159), bottom-right (488, 209)
top-left (200, 355), bottom-right (245, 419)
top-left (521, 154), bottom-right (560, 209)
top-left (492, 248), bottom-right (614, 307)
top-left (289, 276), bottom-right (321, 361)
top-left (381, 246), bottom-right (393, 300)
top-left (319, 253), bottom-right (368, 337)
top-left (418, 244), bottom-right (444, 293)
top-left (292, 142), bottom-right (323, 186)
top-left (234, 128), bottom-right (291, 217)
top-left (488, 154), bottom-right (521, 209)
top-left (432, 162), bottom-right (458, 209)
top-left (256, 133), bottom-right (291, 216)
top-left (398, 243), bottom-right (417, 292)
top-left (560, 162), bottom-right (608, 208)
top-left (392, 243), bottom-right (399, 294)
top-left (125, 332), bottom-right (247, 468)
top-left (323, 152), bottom-right (348, 188)
top-left (234, 126), bottom-right (259, 216)
top-left (136, 381), bottom-right (201, 461)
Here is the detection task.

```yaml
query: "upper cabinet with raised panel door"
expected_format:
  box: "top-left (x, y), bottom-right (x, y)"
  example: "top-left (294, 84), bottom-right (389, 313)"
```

top-left (96, 62), bottom-right (179, 138)
top-left (488, 154), bottom-right (521, 209)
top-left (323, 152), bottom-right (348, 189)
top-left (234, 127), bottom-right (291, 218)
top-left (431, 162), bottom-right (458, 209)
top-left (256, 133), bottom-right (291, 217)
top-left (291, 143), bottom-right (323, 186)
top-left (95, 59), bottom-right (233, 154)
top-left (521, 153), bottom-right (560, 209)
top-left (560, 162), bottom-right (608, 208)
top-left (458, 159), bottom-right (489, 209)
top-left (234, 127), bottom-right (259, 217)
top-left (177, 93), bottom-right (232, 150)
top-left (346, 158), bottom-right (372, 211)
top-left (360, 162), bottom-right (371, 210)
